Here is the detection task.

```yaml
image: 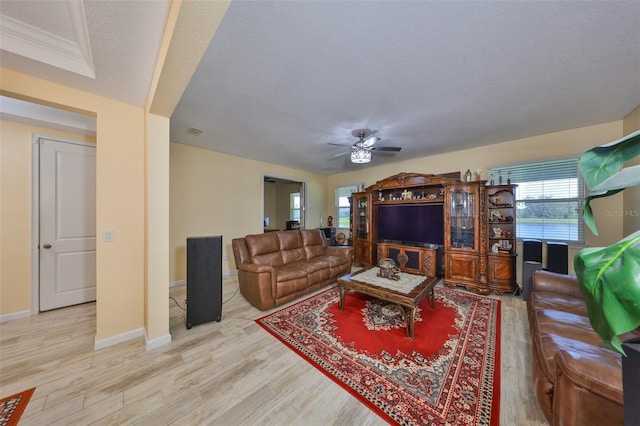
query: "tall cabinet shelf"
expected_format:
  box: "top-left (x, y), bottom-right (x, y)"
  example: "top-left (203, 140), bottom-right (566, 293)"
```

top-left (443, 182), bottom-right (518, 295)
top-left (486, 184), bottom-right (518, 294)
top-left (444, 182), bottom-right (488, 295)
top-left (351, 191), bottom-right (374, 266)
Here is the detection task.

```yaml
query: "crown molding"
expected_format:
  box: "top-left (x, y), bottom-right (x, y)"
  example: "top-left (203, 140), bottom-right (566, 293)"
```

top-left (0, 1), bottom-right (95, 78)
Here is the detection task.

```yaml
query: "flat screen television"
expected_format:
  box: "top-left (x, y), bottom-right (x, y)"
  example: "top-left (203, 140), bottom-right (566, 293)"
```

top-left (376, 203), bottom-right (444, 246)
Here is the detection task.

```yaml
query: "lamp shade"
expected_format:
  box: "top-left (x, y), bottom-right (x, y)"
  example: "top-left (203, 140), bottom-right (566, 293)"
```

top-left (351, 148), bottom-right (371, 163)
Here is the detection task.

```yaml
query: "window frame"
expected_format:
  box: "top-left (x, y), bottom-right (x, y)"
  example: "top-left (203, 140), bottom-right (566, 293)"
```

top-left (290, 192), bottom-right (301, 222)
top-left (335, 184), bottom-right (361, 229)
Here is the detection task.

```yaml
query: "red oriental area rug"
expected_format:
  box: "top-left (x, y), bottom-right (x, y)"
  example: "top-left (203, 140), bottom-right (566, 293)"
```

top-left (0, 387), bottom-right (35, 426)
top-left (256, 285), bottom-right (501, 425)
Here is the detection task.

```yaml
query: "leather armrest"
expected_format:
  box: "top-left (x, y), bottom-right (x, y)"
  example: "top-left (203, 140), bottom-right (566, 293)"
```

top-left (533, 270), bottom-right (581, 297)
top-left (554, 347), bottom-right (623, 403)
top-left (237, 263), bottom-right (275, 274)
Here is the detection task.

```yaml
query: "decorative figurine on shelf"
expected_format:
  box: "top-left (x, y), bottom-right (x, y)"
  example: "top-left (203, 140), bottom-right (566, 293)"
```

top-left (327, 216), bottom-right (333, 227)
top-left (498, 170), bottom-right (503, 185)
top-left (476, 169), bottom-right (482, 181)
top-left (507, 170), bottom-right (512, 184)
top-left (377, 258), bottom-right (401, 281)
top-left (465, 169), bottom-right (473, 182)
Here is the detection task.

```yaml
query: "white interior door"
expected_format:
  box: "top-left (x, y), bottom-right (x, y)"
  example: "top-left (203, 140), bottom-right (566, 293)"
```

top-left (39, 138), bottom-right (96, 311)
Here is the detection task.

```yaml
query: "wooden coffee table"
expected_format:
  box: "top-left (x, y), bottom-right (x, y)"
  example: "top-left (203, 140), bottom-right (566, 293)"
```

top-left (336, 268), bottom-right (438, 339)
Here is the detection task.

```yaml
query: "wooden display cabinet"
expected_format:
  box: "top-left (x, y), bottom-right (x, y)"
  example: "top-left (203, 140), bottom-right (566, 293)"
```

top-left (443, 181), bottom-right (489, 294)
top-left (377, 242), bottom-right (442, 277)
top-left (486, 184), bottom-right (518, 294)
top-left (349, 173), bottom-right (459, 268)
top-left (351, 191), bottom-right (375, 266)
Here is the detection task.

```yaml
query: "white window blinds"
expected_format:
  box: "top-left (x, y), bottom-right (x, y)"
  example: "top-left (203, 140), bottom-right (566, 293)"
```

top-left (491, 159), bottom-right (584, 242)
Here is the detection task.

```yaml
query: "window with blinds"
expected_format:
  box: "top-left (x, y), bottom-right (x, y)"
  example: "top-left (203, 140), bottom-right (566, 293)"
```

top-left (491, 159), bottom-right (584, 242)
top-left (335, 185), bottom-right (360, 228)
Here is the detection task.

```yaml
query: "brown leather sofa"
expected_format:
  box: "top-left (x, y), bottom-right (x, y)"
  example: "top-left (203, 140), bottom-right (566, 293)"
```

top-left (232, 229), bottom-right (353, 310)
top-left (527, 270), bottom-right (639, 425)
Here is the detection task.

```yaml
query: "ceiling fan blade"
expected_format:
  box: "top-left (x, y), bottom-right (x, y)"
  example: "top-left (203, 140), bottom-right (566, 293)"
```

top-left (327, 142), bottom-right (348, 147)
top-left (362, 135), bottom-right (379, 147)
top-left (371, 146), bottom-right (401, 152)
top-left (331, 150), bottom-right (351, 158)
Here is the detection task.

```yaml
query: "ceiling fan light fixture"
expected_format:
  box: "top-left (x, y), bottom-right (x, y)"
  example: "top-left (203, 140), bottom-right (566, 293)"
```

top-left (351, 148), bottom-right (371, 163)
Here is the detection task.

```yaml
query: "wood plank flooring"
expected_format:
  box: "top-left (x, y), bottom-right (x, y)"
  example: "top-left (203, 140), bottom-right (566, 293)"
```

top-left (0, 272), bottom-right (548, 425)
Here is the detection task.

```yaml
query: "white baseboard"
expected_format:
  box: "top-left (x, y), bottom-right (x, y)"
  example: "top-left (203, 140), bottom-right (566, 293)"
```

top-left (145, 333), bottom-right (171, 351)
top-left (0, 310), bottom-right (31, 323)
top-left (94, 327), bottom-right (145, 351)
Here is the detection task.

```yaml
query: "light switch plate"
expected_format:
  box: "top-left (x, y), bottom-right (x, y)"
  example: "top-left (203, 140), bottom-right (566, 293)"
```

top-left (103, 229), bottom-right (115, 242)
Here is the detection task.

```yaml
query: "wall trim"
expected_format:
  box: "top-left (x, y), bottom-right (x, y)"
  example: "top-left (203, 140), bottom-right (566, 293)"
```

top-left (94, 327), bottom-right (144, 351)
top-left (0, 310), bottom-right (31, 323)
top-left (145, 333), bottom-right (171, 351)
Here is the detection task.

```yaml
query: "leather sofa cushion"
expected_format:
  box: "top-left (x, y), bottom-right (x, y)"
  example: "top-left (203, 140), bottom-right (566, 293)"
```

top-left (277, 231), bottom-right (306, 263)
top-left (314, 254), bottom-right (349, 268)
top-left (301, 229), bottom-right (326, 258)
top-left (246, 233), bottom-right (284, 266)
top-left (296, 258), bottom-right (330, 273)
top-left (528, 291), bottom-right (589, 317)
top-left (531, 310), bottom-right (603, 346)
top-left (273, 263), bottom-right (308, 282)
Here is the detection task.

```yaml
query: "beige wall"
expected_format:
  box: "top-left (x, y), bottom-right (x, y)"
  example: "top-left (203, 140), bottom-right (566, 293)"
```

top-left (169, 143), bottom-right (328, 281)
top-left (0, 120), bottom-right (95, 315)
top-left (264, 182), bottom-right (276, 228)
top-left (1, 68), bottom-right (146, 341)
top-left (327, 121), bottom-right (625, 275)
top-left (623, 104), bottom-right (640, 236)
top-left (145, 113), bottom-right (170, 343)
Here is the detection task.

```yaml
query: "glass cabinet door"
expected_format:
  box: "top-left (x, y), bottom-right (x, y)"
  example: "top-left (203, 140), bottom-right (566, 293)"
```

top-left (355, 193), bottom-right (369, 239)
top-left (449, 187), bottom-right (476, 250)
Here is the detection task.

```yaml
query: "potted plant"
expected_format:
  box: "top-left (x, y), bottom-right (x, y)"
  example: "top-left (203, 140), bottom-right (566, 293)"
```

top-left (574, 129), bottom-right (640, 424)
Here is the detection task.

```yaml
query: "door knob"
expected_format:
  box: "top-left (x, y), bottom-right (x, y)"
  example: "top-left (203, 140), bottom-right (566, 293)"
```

top-left (43, 244), bottom-right (52, 249)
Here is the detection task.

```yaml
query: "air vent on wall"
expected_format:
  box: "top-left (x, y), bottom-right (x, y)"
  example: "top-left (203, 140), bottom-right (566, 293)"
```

top-left (187, 127), bottom-right (202, 135)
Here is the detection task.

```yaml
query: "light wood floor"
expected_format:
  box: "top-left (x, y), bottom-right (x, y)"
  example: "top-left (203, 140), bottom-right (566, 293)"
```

top-left (0, 273), bottom-right (548, 425)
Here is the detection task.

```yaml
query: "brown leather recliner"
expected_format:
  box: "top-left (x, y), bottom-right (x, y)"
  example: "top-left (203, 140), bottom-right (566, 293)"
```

top-left (527, 270), bottom-right (639, 425)
top-left (232, 229), bottom-right (353, 310)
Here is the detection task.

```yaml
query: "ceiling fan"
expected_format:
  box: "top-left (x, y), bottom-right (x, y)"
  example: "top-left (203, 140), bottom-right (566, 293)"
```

top-left (330, 130), bottom-right (402, 164)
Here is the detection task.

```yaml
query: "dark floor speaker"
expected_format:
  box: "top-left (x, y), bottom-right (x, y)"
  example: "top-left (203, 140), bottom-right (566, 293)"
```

top-left (523, 261), bottom-right (543, 300)
top-left (186, 236), bottom-right (222, 329)
top-left (546, 241), bottom-right (568, 275)
top-left (522, 239), bottom-right (542, 263)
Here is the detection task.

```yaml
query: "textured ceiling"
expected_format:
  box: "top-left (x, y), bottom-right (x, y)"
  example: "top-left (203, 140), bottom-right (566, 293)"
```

top-left (0, 0), bottom-right (170, 107)
top-left (1, 1), bottom-right (639, 175)
top-left (170, 1), bottom-right (640, 174)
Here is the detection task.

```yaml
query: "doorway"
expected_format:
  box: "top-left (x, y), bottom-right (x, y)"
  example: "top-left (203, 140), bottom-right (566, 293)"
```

top-left (35, 137), bottom-right (97, 311)
top-left (263, 176), bottom-right (305, 232)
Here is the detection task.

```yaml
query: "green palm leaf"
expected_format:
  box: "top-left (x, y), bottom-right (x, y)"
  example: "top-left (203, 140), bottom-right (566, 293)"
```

top-left (574, 231), bottom-right (640, 354)
top-left (578, 131), bottom-right (640, 235)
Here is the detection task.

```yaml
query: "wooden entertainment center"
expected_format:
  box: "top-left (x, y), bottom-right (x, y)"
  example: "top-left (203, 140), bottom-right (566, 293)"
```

top-left (350, 172), bottom-right (517, 295)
